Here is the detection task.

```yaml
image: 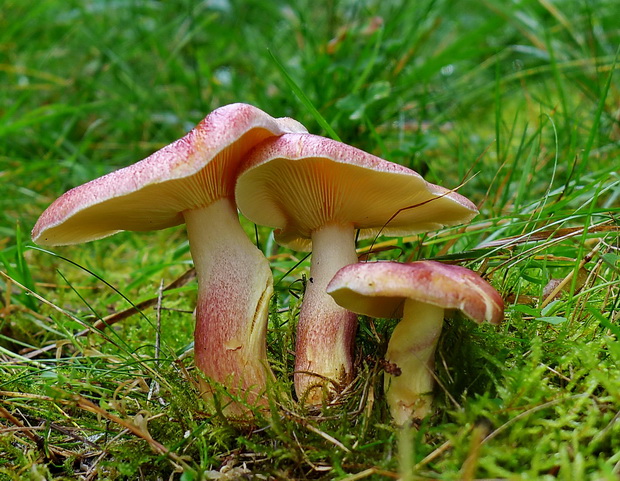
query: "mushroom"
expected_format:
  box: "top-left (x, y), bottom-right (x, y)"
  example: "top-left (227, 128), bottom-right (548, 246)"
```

top-left (234, 133), bottom-right (479, 404)
top-left (31, 103), bottom-right (307, 416)
top-left (326, 260), bottom-right (504, 424)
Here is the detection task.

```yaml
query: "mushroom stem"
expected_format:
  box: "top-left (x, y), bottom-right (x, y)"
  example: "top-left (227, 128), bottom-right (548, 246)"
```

top-left (294, 222), bottom-right (359, 404)
top-left (183, 197), bottom-right (274, 416)
top-left (385, 300), bottom-right (444, 424)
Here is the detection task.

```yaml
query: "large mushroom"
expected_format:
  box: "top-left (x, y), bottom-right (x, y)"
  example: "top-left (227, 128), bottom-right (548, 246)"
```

top-left (31, 103), bottom-right (307, 416)
top-left (234, 133), bottom-right (479, 404)
top-left (327, 260), bottom-right (504, 424)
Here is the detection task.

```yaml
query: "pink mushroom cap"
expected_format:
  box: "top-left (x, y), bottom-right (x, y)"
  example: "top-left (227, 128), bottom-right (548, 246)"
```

top-left (327, 260), bottom-right (504, 325)
top-left (235, 133), bottom-right (479, 252)
top-left (32, 103), bottom-right (307, 246)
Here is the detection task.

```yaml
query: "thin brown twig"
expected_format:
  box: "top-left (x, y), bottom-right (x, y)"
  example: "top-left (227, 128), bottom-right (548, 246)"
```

top-left (367, 176), bottom-right (478, 258)
top-left (17, 269), bottom-right (194, 363)
top-left (89, 268), bottom-right (196, 332)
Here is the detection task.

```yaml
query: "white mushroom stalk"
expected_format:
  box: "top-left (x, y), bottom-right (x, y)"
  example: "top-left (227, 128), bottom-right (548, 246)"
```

top-left (327, 261), bottom-right (504, 424)
top-left (384, 300), bottom-right (447, 423)
top-left (31, 103), bottom-right (307, 418)
top-left (184, 198), bottom-right (273, 413)
top-left (235, 133), bottom-right (480, 406)
top-left (295, 222), bottom-right (359, 402)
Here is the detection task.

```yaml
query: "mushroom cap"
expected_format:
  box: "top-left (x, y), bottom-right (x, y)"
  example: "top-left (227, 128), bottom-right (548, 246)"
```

top-left (32, 103), bottom-right (307, 246)
top-left (235, 133), bottom-right (478, 252)
top-left (326, 260), bottom-right (504, 325)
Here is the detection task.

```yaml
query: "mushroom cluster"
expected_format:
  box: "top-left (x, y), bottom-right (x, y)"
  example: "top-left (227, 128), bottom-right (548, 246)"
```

top-left (235, 133), bottom-right (480, 404)
top-left (32, 102), bottom-right (504, 424)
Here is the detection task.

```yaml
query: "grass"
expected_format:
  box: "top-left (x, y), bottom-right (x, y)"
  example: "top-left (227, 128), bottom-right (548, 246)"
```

top-left (1, 0), bottom-right (619, 479)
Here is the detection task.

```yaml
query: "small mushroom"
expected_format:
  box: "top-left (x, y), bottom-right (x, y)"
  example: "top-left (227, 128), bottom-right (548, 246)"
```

top-left (32, 103), bottom-right (307, 416)
top-left (326, 260), bottom-right (504, 424)
top-left (235, 133), bottom-right (479, 404)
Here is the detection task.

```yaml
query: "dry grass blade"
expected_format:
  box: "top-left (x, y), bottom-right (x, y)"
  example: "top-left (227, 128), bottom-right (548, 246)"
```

top-left (301, 421), bottom-right (352, 454)
top-left (414, 439), bottom-right (453, 470)
top-left (478, 223), bottom-right (619, 249)
top-left (0, 270), bottom-right (87, 327)
top-left (282, 406), bottom-right (352, 453)
top-left (482, 393), bottom-right (589, 444)
top-left (22, 266), bottom-right (196, 360)
top-left (339, 467), bottom-right (400, 480)
top-left (0, 404), bottom-right (79, 462)
top-left (486, 220), bottom-right (617, 275)
top-left (459, 419), bottom-right (493, 481)
top-left (0, 389), bottom-right (193, 474)
top-left (540, 242), bottom-right (600, 308)
top-left (0, 270), bottom-right (173, 391)
top-left (0, 404), bottom-right (43, 445)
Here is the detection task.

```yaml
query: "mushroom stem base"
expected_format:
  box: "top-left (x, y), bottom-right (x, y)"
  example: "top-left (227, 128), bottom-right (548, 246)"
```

top-left (385, 300), bottom-right (444, 424)
top-left (184, 198), bottom-right (274, 418)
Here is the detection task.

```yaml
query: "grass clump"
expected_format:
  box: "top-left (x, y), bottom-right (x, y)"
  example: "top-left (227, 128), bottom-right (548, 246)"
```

top-left (2, 0), bottom-right (619, 479)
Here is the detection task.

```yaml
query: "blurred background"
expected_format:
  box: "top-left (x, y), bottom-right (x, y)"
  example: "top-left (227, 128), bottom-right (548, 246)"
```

top-left (4, 0), bottom-right (618, 231)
